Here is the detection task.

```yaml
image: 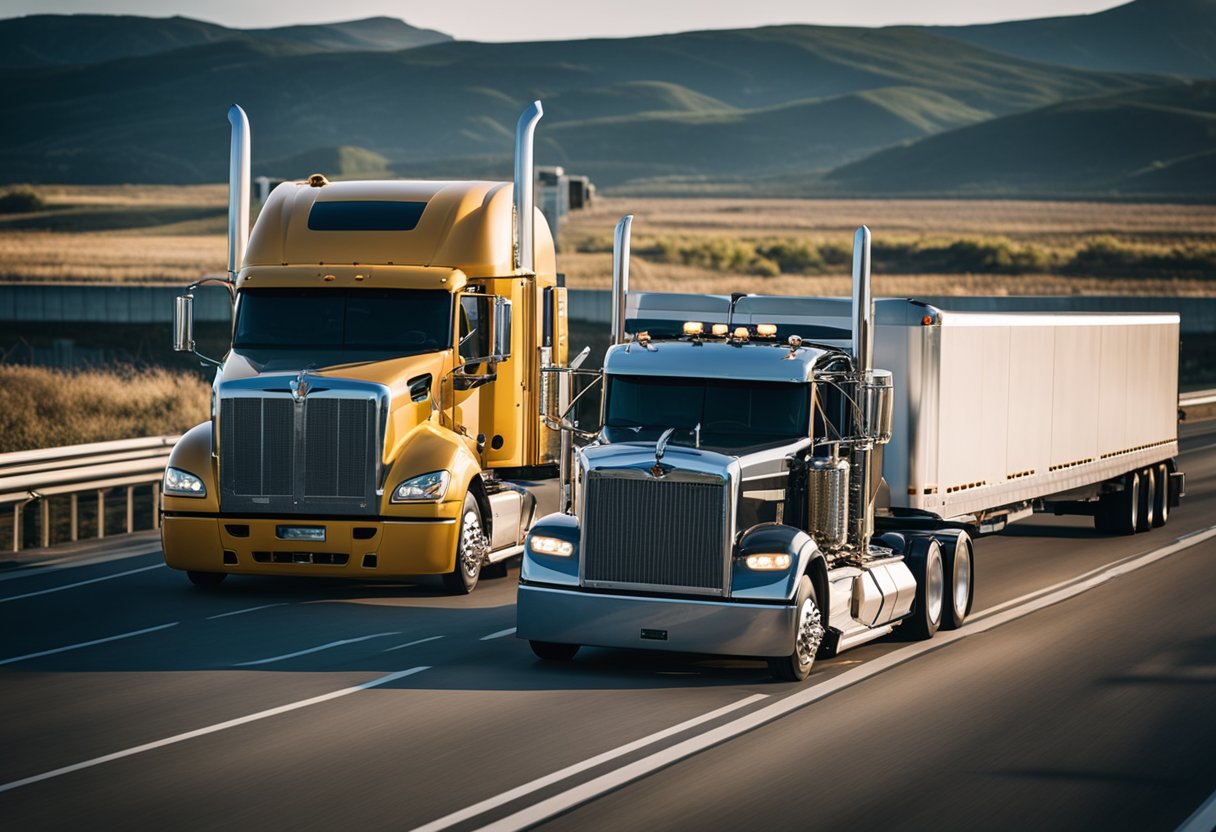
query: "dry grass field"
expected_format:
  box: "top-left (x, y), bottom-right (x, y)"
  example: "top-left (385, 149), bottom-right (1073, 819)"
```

top-left (0, 185), bottom-right (1214, 295)
top-left (0, 365), bottom-right (209, 453)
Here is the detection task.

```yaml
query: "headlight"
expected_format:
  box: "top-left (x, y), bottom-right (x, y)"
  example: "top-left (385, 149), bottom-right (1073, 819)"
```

top-left (530, 535), bottom-right (574, 557)
top-left (743, 553), bottom-right (791, 571)
top-left (391, 470), bottom-right (450, 503)
top-left (164, 467), bottom-right (206, 497)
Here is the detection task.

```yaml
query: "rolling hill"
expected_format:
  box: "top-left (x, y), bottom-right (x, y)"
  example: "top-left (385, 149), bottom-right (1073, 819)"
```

top-left (823, 82), bottom-right (1216, 197)
top-left (0, 13), bottom-right (450, 68)
top-left (929, 0), bottom-right (1216, 78)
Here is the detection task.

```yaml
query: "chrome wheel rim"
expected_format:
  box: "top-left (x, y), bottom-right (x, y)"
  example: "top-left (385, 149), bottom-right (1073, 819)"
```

top-left (794, 597), bottom-right (825, 667)
top-left (953, 543), bottom-right (971, 615)
top-left (459, 509), bottom-right (486, 579)
top-left (927, 550), bottom-right (944, 625)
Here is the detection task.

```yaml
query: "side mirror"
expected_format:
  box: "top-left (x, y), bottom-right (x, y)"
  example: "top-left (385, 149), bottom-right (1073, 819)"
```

top-left (173, 295), bottom-right (195, 352)
top-left (492, 297), bottom-right (512, 361)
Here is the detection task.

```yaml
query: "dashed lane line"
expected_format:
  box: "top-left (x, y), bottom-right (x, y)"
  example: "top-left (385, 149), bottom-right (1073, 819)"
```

top-left (1177, 785), bottom-right (1216, 832)
top-left (480, 628), bottom-right (516, 641)
top-left (0, 622), bottom-right (179, 666)
top-left (0, 666), bottom-right (430, 795)
top-left (206, 603), bottom-right (288, 620)
top-left (384, 635), bottom-right (444, 652)
top-left (233, 632), bottom-right (401, 667)
top-left (0, 564), bottom-right (163, 604)
top-left (410, 694), bottom-right (769, 832)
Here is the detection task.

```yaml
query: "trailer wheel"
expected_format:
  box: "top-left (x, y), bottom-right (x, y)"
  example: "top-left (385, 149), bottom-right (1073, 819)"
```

top-left (187, 570), bottom-right (226, 587)
top-left (940, 532), bottom-right (974, 630)
top-left (1152, 462), bottom-right (1170, 528)
top-left (903, 537), bottom-right (943, 640)
top-left (768, 576), bottom-right (824, 682)
top-left (1095, 471), bottom-right (1140, 535)
top-left (530, 641), bottom-right (580, 662)
top-left (1135, 467), bottom-right (1155, 533)
top-left (442, 494), bottom-right (485, 595)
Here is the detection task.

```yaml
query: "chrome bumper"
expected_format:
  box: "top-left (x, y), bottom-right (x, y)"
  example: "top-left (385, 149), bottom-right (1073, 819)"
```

top-left (516, 583), bottom-right (797, 658)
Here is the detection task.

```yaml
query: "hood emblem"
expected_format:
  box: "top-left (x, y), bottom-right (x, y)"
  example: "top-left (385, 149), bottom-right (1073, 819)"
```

top-left (651, 427), bottom-right (676, 477)
top-left (290, 371), bottom-right (312, 402)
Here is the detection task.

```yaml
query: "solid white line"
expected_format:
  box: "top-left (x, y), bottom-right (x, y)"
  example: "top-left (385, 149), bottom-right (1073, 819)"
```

top-left (480, 627), bottom-right (516, 641)
top-left (206, 603), bottom-right (287, 620)
top-left (233, 631), bottom-right (400, 667)
top-left (1177, 786), bottom-right (1216, 832)
top-left (0, 665), bottom-right (430, 795)
top-left (0, 622), bottom-right (179, 666)
top-left (466, 523), bottom-right (1216, 832)
top-left (0, 564), bottom-right (163, 604)
top-left (411, 694), bottom-right (768, 832)
top-left (384, 635), bottom-right (444, 652)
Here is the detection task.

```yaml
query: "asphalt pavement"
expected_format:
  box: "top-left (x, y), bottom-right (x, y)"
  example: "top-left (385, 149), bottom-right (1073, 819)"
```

top-left (1, 421), bottom-right (1214, 831)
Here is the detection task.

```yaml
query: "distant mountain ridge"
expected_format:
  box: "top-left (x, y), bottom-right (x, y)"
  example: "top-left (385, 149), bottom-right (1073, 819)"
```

top-left (1, 1), bottom-right (1213, 198)
top-left (0, 13), bottom-right (451, 68)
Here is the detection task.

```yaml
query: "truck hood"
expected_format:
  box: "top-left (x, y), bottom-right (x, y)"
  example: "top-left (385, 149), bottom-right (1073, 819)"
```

top-left (580, 436), bottom-right (811, 489)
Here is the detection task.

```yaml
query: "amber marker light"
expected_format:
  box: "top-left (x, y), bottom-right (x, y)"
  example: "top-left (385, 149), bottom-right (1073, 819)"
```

top-left (733, 326), bottom-right (750, 340)
top-left (712, 323), bottom-right (729, 337)
top-left (756, 323), bottom-right (777, 338)
top-left (744, 553), bottom-right (792, 571)
top-left (683, 321), bottom-right (704, 336)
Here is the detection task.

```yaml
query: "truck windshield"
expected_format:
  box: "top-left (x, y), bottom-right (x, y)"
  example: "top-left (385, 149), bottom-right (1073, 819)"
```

top-left (233, 288), bottom-right (451, 353)
top-left (603, 375), bottom-right (810, 451)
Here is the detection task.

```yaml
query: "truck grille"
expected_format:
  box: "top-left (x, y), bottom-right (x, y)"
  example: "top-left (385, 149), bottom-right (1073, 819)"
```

top-left (220, 395), bottom-right (378, 515)
top-left (582, 474), bottom-right (727, 594)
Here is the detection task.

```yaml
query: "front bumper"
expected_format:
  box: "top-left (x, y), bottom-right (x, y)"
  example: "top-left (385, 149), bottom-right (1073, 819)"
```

top-left (161, 513), bottom-right (459, 578)
top-left (516, 582), bottom-right (797, 659)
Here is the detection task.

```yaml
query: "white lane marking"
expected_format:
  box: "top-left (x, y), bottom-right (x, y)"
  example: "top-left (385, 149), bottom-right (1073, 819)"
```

top-left (480, 627), bottom-right (516, 641)
top-left (0, 564), bottom-right (163, 604)
top-left (411, 694), bottom-right (768, 832)
top-left (206, 603), bottom-right (287, 620)
top-left (1177, 785), bottom-right (1216, 832)
top-left (0, 622), bottom-right (179, 666)
top-left (384, 635), bottom-right (444, 652)
top-left (233, 631), bottom-right (401, 667)
top-left (0, 666), bottom-right (429, 795)
top-left (453, 523), bottom-right (1216, 832)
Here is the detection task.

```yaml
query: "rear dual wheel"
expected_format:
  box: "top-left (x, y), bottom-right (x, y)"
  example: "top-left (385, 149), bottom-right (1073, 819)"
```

top-left (1095, 471), bottom-right (1140, 535)
top-left (939, 531), bottom-right (974, 631)
top-left (903, 537), bottom-right (944, 640)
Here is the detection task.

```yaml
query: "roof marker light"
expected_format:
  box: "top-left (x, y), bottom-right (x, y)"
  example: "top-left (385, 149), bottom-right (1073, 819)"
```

top-left (712, 323), bottom-right (729, 337)
top-left (756, 324), bottom-right (777, 338)
top-left (683, 321), bottom-right (704, 336)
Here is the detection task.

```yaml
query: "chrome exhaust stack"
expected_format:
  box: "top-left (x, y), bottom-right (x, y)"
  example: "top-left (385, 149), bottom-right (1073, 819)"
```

top-left (851, 225), bottom-right (873, 376)
top-left (226, 104), bottom-right (250, 282)
top-left (848, 225), bottom-right (880, 553)
top-left (513, 100), bottom-right (544, 274)
top-left (611, 214), bottom-right (634, 345)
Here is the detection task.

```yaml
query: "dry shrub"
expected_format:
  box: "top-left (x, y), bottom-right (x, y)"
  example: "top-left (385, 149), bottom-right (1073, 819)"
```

top-left (0, 365), bottom-right (210, 453)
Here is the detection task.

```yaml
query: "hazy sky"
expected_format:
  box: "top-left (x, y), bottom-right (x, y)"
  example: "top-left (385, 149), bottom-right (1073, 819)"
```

top-left (0, 0), bottom-right (1130, 40)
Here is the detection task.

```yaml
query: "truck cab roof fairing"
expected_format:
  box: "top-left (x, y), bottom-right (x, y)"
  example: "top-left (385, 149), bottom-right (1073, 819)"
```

top-left (602, 339), bottom-right (829, 384)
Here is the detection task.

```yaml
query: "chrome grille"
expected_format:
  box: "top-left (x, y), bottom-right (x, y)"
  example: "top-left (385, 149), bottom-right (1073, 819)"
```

top-left (582, 474), bottom-right (727, 593)
top-left (220, 394), bottom-right (379, 515)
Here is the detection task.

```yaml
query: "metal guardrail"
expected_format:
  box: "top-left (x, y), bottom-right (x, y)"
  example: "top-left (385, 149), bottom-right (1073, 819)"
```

top-left (2, 387), bottom-right (1214, 554)
top-left (0, 435), bottom-right (178, 552)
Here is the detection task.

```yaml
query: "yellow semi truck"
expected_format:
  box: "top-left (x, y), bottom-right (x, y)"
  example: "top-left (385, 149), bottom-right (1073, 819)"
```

top-left (161, 101), bottom-right (568, 593)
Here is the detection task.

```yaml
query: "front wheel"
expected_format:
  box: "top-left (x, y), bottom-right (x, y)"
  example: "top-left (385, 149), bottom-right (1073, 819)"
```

top-left (768, 576), bottom-right (825, 682)
top-left (441, 493), bottom-right (486, 595)
top-left (187, 570), bottom-right (226, 587)
top-left (530, 641), bottom-right (580, 662)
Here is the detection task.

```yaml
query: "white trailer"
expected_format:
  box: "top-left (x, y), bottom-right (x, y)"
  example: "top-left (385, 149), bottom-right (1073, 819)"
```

top-left (630, 293), bottom-right (1184, 535)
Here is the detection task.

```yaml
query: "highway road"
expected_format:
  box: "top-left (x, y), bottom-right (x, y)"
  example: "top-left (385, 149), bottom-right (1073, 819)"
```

top-left (2, 421), bottom-right (1215, 831)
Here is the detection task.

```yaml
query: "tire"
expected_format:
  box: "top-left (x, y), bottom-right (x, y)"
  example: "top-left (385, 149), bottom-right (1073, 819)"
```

top-left (441, 493), bottom-right (486, 595)
top-left (939, 531), bottom-right (974, 631)
top-left (1094, 471), bottom-right (1140, 536)
top-left (530, 641), bottom-right (580, 662)
top-left (1152, 462), bottom-right (1170, 528)
top-left (903, 537), bottom-right (944, 640)
top-left (187, 570), bottom-right (226, 587)
top-left (1135, 467), bottom-right (1155, 533)
top-left (767, 575), bottom-right (825, 682)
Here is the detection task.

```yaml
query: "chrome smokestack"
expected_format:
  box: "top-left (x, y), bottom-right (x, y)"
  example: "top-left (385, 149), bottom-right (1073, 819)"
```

top-left (851, 225), bottom-right (873, 375)
top-left (226, 104), bottom-right (250, 282)
top-left (611, 214), bottom-right (633, 345)
top-left (513, 100), bottom-right (544, 274)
